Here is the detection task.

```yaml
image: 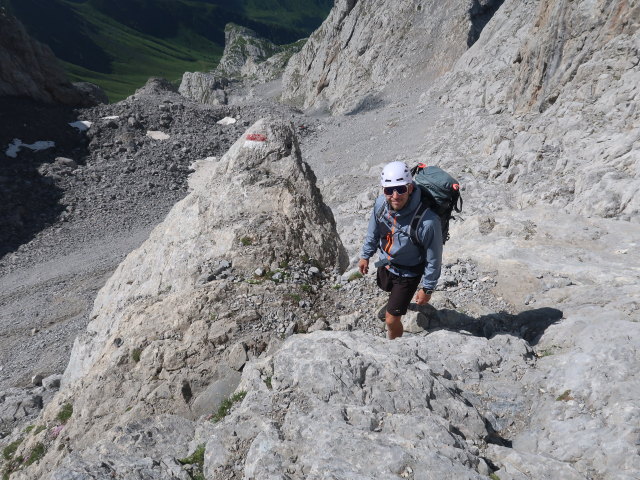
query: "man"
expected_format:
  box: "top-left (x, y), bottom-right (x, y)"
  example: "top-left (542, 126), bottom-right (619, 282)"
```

top-left (358, 161), bottom-right (442, 339)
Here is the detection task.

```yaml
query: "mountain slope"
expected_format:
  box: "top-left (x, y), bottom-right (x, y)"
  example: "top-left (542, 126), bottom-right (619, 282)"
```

top-left (1, 0), bottom-right (331, 101)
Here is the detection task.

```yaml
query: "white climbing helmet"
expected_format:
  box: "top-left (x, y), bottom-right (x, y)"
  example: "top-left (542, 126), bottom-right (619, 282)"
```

top-left (380, 161), bottom-right (412, 187)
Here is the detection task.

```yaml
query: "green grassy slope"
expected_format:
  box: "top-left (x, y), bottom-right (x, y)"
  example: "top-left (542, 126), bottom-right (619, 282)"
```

top-left (2, 0), bottom-right (331, 102)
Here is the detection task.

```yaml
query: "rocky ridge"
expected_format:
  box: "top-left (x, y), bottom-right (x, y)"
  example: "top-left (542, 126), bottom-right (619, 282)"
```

top-left (0, 77), bottom-right (314, 401)
top-left (3, 117), bottom-right (349, 478)
top-left (180, 23), bottom-right (305, 106)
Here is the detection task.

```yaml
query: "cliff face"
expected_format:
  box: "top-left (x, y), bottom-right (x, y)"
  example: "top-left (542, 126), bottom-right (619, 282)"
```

top-left (280, 0), bottom-right (504, 114)
top-left (424, 0), bottom-right (639, 219)
top-left (0, 9), bottom-right (106, 106)
top-left (509, 0), bottom-right (640, 112)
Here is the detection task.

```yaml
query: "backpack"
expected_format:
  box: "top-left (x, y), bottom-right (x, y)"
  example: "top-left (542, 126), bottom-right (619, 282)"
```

top-left (410, 163), bottom-right (463, 245)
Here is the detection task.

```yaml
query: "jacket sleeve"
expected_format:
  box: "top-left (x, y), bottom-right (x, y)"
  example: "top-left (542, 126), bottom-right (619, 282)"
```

top-left (360, 199), bottom-right (381, 259)
top-left (420, 216), bottom-right (443, 289)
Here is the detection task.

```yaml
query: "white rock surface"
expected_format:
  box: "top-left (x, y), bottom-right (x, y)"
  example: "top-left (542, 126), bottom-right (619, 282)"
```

top-left (281, 0), bottom-right (481, 114)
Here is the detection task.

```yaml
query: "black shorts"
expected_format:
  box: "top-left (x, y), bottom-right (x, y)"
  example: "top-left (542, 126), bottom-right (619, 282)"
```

top-left (376, 266), bottom-right (421, 316)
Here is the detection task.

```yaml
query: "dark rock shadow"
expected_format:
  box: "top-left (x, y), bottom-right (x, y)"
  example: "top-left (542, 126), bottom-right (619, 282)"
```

top-left (409, 303), bottom-right (563, 345)
top-left (345, 94), bottom-right (387, 115)
top-left (467, 0), bottom-right (506, 47)
top-left (0, 97), bottom-right (89, 259)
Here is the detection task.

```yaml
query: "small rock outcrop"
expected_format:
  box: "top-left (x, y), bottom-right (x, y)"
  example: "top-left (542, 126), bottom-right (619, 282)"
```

top-left (280, 0), bottom-right (497, 114)
top-left (179, 72), bottom-right (229, 105)
top-left (0, 9), bottom-right (106, 106)
top-left (180, 23), bottom-right (304, 105)
top-left (215, 23), bottom-right (286, 80)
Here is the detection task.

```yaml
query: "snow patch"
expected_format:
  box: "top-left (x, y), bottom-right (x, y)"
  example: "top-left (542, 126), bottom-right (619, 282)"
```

top-left (217, 116), bottom-right (237, 125)
top-left (146, 131), bottom-right (170, 140)
top-left (5, 139), bottom-right (56, 158)
top-left (69, 121), bottom-right (92, 131)
top-left (101, 116), bottom-right (120, 120)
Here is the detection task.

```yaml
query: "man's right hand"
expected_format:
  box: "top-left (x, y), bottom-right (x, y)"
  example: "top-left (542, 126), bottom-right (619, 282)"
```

top-left (358, 258), bottom-right (369, 275)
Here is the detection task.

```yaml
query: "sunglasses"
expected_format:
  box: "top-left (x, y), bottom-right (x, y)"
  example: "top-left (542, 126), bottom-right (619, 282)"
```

top-left (383, 185), bottom-right (408, 196)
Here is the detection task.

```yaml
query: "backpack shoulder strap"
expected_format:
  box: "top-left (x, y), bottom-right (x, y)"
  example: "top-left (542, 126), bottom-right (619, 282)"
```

top-left (409, 197), bottom-right (431, 247)
top-left (374, 196), bottom-right (386, 223)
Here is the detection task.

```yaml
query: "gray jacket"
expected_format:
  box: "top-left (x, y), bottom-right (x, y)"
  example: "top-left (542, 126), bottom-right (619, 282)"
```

top-left (360, 188), bottom-right (442, 289)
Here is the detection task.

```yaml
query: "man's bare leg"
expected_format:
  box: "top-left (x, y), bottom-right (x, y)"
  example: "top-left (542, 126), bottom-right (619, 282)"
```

top-left (385, 312), bottom-right (403, 339)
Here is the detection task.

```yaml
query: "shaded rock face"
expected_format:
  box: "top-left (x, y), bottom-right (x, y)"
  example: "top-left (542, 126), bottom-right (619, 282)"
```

top-left (280, 0), bottom-right (488, 114)
top-left (0, 9), bottom-right (105, 106)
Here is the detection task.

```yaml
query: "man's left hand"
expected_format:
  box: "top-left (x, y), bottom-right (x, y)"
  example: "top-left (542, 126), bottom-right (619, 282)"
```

top-left (414, 289), bottom-right (431, 305)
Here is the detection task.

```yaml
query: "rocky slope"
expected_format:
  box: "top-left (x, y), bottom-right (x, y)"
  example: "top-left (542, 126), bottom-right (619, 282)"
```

top-left (3, 117), bottom-right (350, 479)
top-left (1, 0), bottom-right (639, 479)
top-left (0, 77), bottom-right (303, 393)
top-left (424, 0), bottom-right (640, 219)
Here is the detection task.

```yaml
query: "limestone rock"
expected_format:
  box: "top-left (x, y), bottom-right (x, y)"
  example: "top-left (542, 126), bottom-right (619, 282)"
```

top-left (424, 0), bottom-right (640, 219)
top-left (179, 23), bottom-right (304, 105)
top-left (42, 375), bottom-right (62, 391)
top-left (48, 415), bottom-right (196, 480)
top-left (5, 118), bottom-right (347, 478)
top-left (63, 117), bottom-right (346, 385)
top-left (179, 72), bottom-right (229, 106)
top-left (215, 23), bottom-right (285, 80)
top-left (133, 77), bottom-right (178, 96)
top-left (226, 342), bottom-right (248, 371)
top-left (281, 0), bottom-right (497, 114)
top-left (203, 330), bottom-right (529, 479)
top-left (3, 1), bottom-right (640, 480)
top-left (509, 0), bottom-right (640, 113)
